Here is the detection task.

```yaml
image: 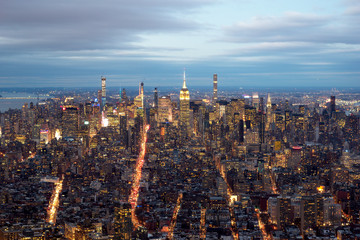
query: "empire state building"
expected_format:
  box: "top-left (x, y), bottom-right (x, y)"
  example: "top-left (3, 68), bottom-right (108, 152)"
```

top-left (179, 70), bottom-right (190, 139)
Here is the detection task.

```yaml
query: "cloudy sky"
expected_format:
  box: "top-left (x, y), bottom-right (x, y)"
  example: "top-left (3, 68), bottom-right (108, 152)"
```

top-left (1, 0), bottom-right (360, 88)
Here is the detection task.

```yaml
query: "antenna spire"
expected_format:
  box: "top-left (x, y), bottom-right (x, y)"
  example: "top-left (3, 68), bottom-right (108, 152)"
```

top-left (183, 68), bottom-right (187, 89)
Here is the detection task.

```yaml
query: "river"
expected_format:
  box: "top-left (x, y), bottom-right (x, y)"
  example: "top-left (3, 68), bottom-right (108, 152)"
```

top-left (0, 92), bottom-right (52, 112)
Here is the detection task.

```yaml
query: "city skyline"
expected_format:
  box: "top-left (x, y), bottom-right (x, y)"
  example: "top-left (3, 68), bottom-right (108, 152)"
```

top-left (1, 71), bottom-right (360, 238)
top-left (1, 0), bottom-right (360, 88)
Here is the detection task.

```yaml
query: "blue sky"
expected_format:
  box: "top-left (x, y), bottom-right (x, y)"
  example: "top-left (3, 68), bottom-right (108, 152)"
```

top-left (1, 0), bottom-right (360, 88)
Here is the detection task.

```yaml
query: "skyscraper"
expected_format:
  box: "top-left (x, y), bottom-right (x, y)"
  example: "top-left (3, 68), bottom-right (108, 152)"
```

top-left (330, 95), bottom-right (336, 117)
top-left (259, 97), bottom-right (264, 113)
top-left (154, 88), bottom-right (158, 108)
top-left (97, 90), bottom-right (102, 108)
top-left (121, 88), bottom-right (127, 103)
top-left (259, 112), bottom-right (265, 144)
top-left (252, 92), bottom-right (259, 110)
top-left (158, 96), bottom-right (172, 123)
top-left (61, 106), bottom-right (78, 138)
top-left (239, 119), bottom-right (244, 143)
top-left (119, 113), bottom-right (128, 147)
top-left (213, 74), bottom-right (218, 108)
top-left (266, 93), bottom-right (271, 110)
top-left (134, 82), bottom-right (144, 110)
top-left (101, 76), bottom-right (106, 110)
top-left (179, 70), bottom-right (190, 138)
top-left (266, 93), bottom-right (272, 131)
top-left (140, 82), bottom-right (144, 109)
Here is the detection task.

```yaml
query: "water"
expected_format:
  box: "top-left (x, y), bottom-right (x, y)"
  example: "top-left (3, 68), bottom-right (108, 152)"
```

top-left (0, 92), bottom-right (49, 112)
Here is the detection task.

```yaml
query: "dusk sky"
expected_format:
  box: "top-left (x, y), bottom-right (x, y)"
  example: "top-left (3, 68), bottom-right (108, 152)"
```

top-left (1, 0), bottom-right (360, 88)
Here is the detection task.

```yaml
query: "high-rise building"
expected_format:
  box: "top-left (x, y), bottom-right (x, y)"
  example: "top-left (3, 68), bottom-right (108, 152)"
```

top-left (179, 70), bottom-right (190, 138)
top-left (252, 92), bottom-right (259, 110)
top-left (259, 97), bottom-right (264, 113)
top-left (158, 96), bottom-right (172, 123)
top-left (239, 120), bottom-right (244, 143)
top-left (330, 96), bottom-right (336, 117)
top-left (154, 88), bottom-right (158, 108)
top-left (268, 197), bottom-right (278, 225)
top-left (119, 88), bottom-right (122, 102)
top-left (97, 90), bottom-right (102, 108)
top-left (140, 82), bottom-right (144, 109)
top-left (288, 146), bottom-right (302, 169)
top-left (113, 202), bottom-right (132, 240)
top-left (40, 129), bottom-right (50, 145)
top-left (119, 113), bottom-right (128, 146)
top-left (266, 93), bottom-right (271, 110)
top-left (276, 196), bottom-right (293, 229)
top-left (121, 88), bottom-right (128, 103)
top-left (61, 106), bottom-right (78, 138)
top-left (323, 197), bottom-right (341, 226)
top-left (266, 93), bottom-right (272, 131)
top-left (285, 110), bottom-right (292, 131)
top-left (213, 74), bottom-right (218, 108)
top-left (101, 76), bottom-right (106, 110)
top-left (259, 112), bottom-right (265, 144)
top-left (301, 196), bottom-right (316, 232)
top-left (107, 106), bottom-right (120, 128)
top-left (134, 82), bottom-right (144, 110)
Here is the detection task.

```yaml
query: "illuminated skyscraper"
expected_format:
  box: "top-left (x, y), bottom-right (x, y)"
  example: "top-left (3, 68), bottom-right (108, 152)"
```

top-left (266, 93), bottom-right (271, 110)
top-left (179, 70), bottom-right (190, 138)
top-left (134, 82), bottom-right (144, 109)
top-left (101, 76), bottom-right (106, 110)
top-left (213, 74), bottom-right (218, 108)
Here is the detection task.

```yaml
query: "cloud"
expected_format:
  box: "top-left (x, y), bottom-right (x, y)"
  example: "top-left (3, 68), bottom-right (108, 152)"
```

top-left (342, 0), bottom-right (360, 15)
top-left (224, 11), bottom-right (359, 44)
top-left (1, 0), bottom-right (360, 88)
top-left (0, 0), bottom-right (215, 52)
top-left (297, 62), bottom-right (335, 66)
